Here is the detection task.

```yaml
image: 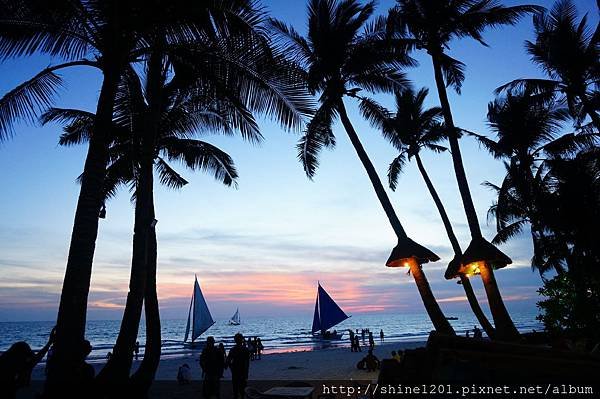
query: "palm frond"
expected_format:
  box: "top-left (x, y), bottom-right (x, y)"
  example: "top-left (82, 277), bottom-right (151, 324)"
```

top-left (155, 157), bottom-right (188, 190)
top-left (438, 52), bottom-right (465, 93)
top-left (161, 137), bottom-right (238, 187)
top-left (492, 218), bottom-right (528, 244)
top-left (296, 101), bottom-right (337, 178)
top-left (495, 78), bottom-right (561, 95)
top-left (0, 67), bottom-right (63, 141)
top-left (388, 152), bottom-right (407, 191)
top-left (0, 0), bottom-right (93, 60)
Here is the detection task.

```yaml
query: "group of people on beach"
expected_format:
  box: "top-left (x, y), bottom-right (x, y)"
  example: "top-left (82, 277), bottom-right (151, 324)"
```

top-left (465, 326), bottom-right (483, 339)
top-left (246, 336), bottom-right (264, 361)
top-left (177, 332), bottom-right (258, 399)
top-left (348, 328), bottom-right (384, 352)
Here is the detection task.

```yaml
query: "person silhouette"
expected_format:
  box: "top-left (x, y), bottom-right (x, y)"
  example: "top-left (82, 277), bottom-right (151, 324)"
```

top-left (247, 337), bottom-right (255, 361)
top-left (217, 343), bottom-right (226, 377)
top-left (360, 349), bottom-right (380, 372)
top-left (354, 335), bottom-right (361, 352)
top-left (255, 338), bottom-right (263, 360)
top-left (368, 332), bottom-right (375, 350)
top-left (0, 327), bottom-right (55, 399)
top-left (227, 333), bottom-right (250, 399)
top-left (177, 363), bottom-right (192, 385)
top-left (200, 336), bottom-right (224, 399)
top-left (134, 341), bottom-right (140, 360)
top-left (473, 326), bottom-right (483, 339)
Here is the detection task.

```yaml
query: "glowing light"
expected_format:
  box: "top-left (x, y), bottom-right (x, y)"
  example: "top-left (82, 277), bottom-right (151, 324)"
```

top-left (387, 256), bottom-right (419, 269)
top-left (461, 261), bottom-right (484, 277)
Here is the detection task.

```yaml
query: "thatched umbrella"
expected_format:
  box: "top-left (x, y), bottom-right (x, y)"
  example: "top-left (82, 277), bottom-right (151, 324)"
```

top-left (386, 238), bottom-right (454, 335)
top-left (445, 237), bottom-right (519, 340)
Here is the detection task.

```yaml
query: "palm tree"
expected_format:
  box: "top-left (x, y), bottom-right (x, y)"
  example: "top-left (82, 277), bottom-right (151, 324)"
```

top-left (388, 0), bottom-right (540, 340)
top-left (480, 89), bottom-right (595, 275)
top-left (360, 87), bottom-right (495, 337)
top-left (271, 0), bottom-right (454, 335)
top-left (497, 0), bottom-right (600, 131)
top-left (44, 69), bottom-right (256, 392)
top-left (0, 1), bottom-right (144, 387)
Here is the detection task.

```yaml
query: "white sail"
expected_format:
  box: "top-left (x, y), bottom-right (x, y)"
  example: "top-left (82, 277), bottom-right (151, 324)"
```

top-left (184, 275), bottom-right (215, 342)
top-left (229, 308), bottom-right (240, 325)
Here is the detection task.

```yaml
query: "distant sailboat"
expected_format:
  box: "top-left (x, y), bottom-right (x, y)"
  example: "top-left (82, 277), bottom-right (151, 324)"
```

top-left (229, 308), bottom-right (241, 325)
top-left (184, 275), bottom-right (215, 344)
top-left (311, 282), bottom-right (350, 339)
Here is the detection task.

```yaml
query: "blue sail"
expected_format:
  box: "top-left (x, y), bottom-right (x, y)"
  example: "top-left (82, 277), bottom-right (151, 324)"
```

top-left (191, 276), bottom-right (215, 341)
top-left (311, 291), bottom-right (320, 333)
top-left (312, 283), bottom-right (349, 333)
top-left (184, 275), bottom-right (215, 342)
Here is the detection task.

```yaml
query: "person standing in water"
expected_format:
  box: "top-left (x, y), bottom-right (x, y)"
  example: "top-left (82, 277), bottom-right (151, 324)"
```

top-left (227, 333), bottom-right (250, 399)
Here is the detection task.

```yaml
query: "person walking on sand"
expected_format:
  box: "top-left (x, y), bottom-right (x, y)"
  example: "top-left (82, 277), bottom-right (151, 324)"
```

top-left (134, 341), bottom-right (140, 360)
top-left (368, 332), bottom-right (375, 350)
top-left (227, 333), bottom-right (250, 399)
top-left (349, 330), bottom-right (355, 352)
top-left (380, 329), bottom-right (384, 342)
top-left (200, 336), bottom-right (224, 399)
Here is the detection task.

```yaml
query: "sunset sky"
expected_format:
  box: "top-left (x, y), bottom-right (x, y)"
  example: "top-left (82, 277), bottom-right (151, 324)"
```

top-left (0, 0), bottom-right (596, 322)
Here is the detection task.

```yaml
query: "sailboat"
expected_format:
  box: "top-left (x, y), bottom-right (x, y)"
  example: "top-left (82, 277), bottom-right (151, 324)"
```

top-left (229, 308), bottom-right (241, 325)
top-left (184, 275), bottom-right (215, 346)
top-left (311, 282), bottom-right (350, 340)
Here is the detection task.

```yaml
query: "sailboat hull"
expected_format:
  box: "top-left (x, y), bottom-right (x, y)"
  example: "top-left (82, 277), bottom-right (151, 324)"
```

top-left (312, 332), bottom-right (344, 340)
top-left (228, 321), bottom-right (240, 326)
top-left (183, 341), bottom-right (205, 349)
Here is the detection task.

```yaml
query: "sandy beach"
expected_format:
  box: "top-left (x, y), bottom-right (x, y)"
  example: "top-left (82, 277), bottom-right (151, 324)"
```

top-left (12, 341), bottom-right (426, 398)
top-left (30, 340), bottom-right (425, 382)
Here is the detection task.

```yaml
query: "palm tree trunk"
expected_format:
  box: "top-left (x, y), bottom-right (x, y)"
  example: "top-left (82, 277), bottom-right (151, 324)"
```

top-left (414, 154), bottom-right (461, 253)
top-left (336, 99), bottom-right (454, 335)
top-left (97, 146), bottom-right (153, 387)
top-left (98, 50), bottom-right (163, 387)
top-left (408, 261), bottom-right (452, 333)
top-left (130, 197), bottom-right (161, 395)
top-left (414, 154), bottom-right (495, 338)
top-left (431, 54), bottom-right (519, 340)
top-left (459, 275), bottom-right (495, 337)
top-left (46, 61), bottom-right (121, 395)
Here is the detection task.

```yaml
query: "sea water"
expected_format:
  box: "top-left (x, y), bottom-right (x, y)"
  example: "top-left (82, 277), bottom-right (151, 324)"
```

top-left (0, 310), bottom-right (541, 361)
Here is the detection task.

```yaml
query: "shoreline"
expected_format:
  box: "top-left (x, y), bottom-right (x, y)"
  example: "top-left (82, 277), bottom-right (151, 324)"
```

top-left (30, 340), bottom-right (426, 381)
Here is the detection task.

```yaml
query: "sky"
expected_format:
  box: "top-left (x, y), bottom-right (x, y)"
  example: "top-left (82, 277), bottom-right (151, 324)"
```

top-left (0, 0), bottom-right (597, 322)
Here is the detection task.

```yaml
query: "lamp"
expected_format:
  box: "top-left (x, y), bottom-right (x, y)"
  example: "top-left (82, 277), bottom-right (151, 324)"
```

top-left (98, 204), bottom-right (106, 219)
top-left (457, 237), bottom-right (512, 277)
top-left (386, 237), bottom-right (440, 268)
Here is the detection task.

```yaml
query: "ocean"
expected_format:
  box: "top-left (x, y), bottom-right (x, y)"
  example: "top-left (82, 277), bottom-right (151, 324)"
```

top-left (0, 310), bottom-right (541, 361)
